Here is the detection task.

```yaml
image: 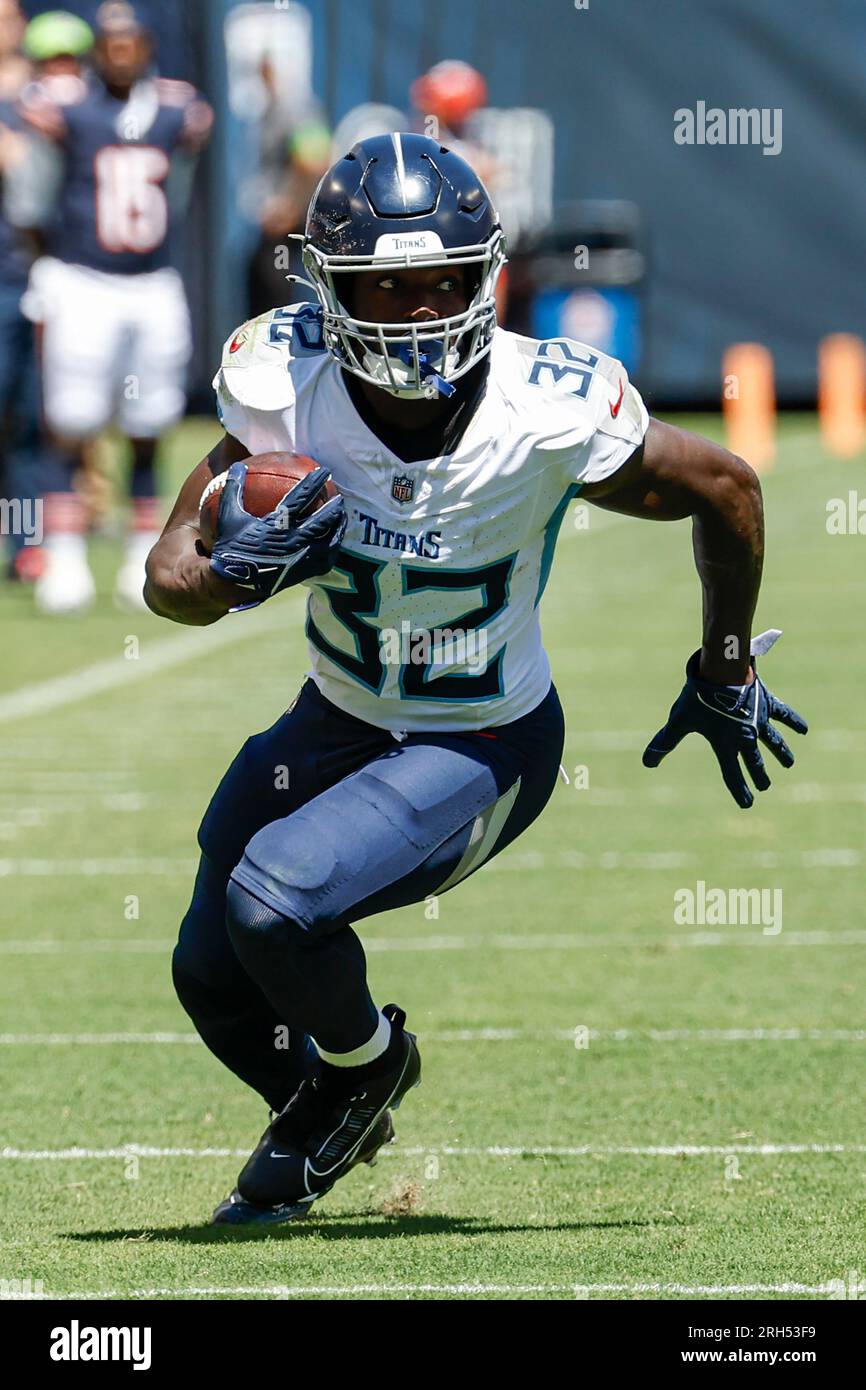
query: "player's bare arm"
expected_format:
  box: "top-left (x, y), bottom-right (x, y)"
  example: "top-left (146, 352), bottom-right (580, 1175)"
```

top-left (143, 432), bottom-right (252, 624)
top-left (582, 418), bottom-right (762, 682)
top-left (583, 418), bottom-right (807, 808)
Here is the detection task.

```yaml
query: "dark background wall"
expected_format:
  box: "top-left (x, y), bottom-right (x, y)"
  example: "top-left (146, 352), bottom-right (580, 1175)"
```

top-left (297, 0), bottom-right (863, 407)
top-left (27, 0), bottom-right (862, 406)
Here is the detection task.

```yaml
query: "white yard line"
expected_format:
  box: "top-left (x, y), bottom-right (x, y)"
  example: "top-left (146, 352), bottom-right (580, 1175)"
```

top-left (1, 1027), bottom-right (865, 1045)
top-left (0, 941), bottom-right (173, 954)
top-left (7, 1280), bottom-right (836, 1300)
top-left (2, 929), bottom-right (866, 954)
top-left (0, 605), bottom-right (290, 726)
top-left (0, 849), bottom-right (859, 875)
top-left (485, 848), bottom-right (862, 871)
top-left (371, 929), bottom-right (866, 950)
top-left (0, 1032), bottom-right (201, 1044)
top-left (3, 783), bottom-right (865, 813)
top-left (565, 730), bottom-right (866, 752)
top-left (0, 858), bottom-right (197, 877)
top-left (556, 784), bottom-right (866, 806)
top-left (2, 1142), bottom-right (863, 1160)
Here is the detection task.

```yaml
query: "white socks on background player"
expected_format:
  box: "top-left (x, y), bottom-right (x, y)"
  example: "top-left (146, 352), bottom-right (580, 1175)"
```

top-left (35, 532), bottom-right (95, 615)
top-left (35, 528), bottom-right (159, 614)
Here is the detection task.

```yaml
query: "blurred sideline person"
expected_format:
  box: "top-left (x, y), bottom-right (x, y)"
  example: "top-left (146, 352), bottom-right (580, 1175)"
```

top-left (410, 61), bottom-right (508, 320)
top-left (16, 14), bottom-right (110, 554)
top-left (410, 60), bottom-right (495, 181)
top-left (247, 85), bottom-right (331, 318)
top-left (0, 0), bottom-right (49, 582)
top-left (19, 1), bottom-right (212, 613)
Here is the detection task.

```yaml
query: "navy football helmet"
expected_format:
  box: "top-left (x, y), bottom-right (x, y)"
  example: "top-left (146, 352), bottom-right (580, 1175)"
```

top-left (302, 132), bottom-right (506, 399)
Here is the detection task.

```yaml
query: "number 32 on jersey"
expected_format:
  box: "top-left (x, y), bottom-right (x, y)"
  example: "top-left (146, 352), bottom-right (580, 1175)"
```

top-left (307, 550), bottom-right (515, 702)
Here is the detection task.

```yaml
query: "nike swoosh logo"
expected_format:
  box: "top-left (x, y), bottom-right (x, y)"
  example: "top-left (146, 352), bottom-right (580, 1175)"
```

top-left (708, 690), bottom-right (741, 712)
top-left (268, 1149), bottom-right (296, 1160)
top-left (696, 691), bottom-right (752, 724)
top-left (609, 379), bottom-right (625, 418)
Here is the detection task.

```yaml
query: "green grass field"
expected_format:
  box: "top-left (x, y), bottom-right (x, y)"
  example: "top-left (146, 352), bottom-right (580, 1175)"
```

top-left (1, 414), bottom-right (863, 1301)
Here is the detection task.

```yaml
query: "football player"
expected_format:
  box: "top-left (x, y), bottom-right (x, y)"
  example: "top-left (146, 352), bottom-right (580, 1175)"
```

top-left (145, 133), bottom-right (807, 1224)
top-left (19, 0), bottom-right (212, 612)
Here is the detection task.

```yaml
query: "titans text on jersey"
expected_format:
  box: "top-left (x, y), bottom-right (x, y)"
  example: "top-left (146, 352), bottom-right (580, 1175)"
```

top-left (214, 302), bottom-right (649, 732)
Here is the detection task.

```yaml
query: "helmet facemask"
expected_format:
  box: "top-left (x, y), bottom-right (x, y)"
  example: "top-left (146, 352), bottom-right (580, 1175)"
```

top-left (302, 229), bottom-right (506, 399)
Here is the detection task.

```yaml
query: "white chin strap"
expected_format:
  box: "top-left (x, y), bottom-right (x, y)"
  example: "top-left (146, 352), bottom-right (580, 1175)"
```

top-left (361, 344), bottom-right (461, 398)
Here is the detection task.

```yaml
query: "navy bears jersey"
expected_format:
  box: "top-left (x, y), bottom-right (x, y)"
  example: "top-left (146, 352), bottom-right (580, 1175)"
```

top-left (20, 74), bottom-right (211, 275)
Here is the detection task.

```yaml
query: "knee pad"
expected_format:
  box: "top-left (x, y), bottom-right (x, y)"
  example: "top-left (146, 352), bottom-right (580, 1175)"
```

top-left (229, 835), bottom-right (341, 938)
top-left (225, 878), bottom-right (308, 969)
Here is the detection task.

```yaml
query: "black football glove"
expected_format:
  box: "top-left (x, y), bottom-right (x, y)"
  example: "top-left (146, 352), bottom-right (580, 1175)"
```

top-left (642, 629), bottom-right (808, 809)
top-left (210, 461), bottom-right (346, 603)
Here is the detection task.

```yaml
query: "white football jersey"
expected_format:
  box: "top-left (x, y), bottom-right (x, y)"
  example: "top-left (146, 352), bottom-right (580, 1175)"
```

top-left (213, 303), bottom-right (648, 732)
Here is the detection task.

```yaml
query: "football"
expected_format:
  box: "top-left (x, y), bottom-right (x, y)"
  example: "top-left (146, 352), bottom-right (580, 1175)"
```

top-left (198, 452), bottom-right (337, 555)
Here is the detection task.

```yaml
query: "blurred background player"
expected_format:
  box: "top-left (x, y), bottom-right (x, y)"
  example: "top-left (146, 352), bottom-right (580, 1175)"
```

top-left (245, 82), bottom-right (331, 318)
top-left (409, 60), bottom-right (495, 180)
top-left (18, 0), bottom-right (212, 613)
top-left (409, 59), bottom-right (509, 319)
top-left (0, 0), bottom-right (56, 584)
top-left (332, 59), bottom-right (509, 322)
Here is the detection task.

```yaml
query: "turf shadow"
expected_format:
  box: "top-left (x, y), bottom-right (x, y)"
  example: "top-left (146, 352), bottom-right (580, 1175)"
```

top-left (65, 1212), bottom-right (664, 1244)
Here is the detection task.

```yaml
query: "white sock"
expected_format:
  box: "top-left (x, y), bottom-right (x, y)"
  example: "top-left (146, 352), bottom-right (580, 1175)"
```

top-left (316, 1011), bottom-right (391, 1068)
top-left (46, 532), bottom-right (87, 562)
top-left (126, 530), bottom-right (160, 562)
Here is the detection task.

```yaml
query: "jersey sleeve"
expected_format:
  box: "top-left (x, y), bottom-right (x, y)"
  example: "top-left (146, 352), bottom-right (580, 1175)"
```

top-left (212, 307), bottom-right (301, 454)
top-left (578, 358), bottom-right (647, 489)
top-left (156, 80), bottom-right (213, 150)
top-left (17, 74), bottom-right (87, 142)
top-left (564, 353), bottom-right (649, 487)
top-left (511, 332), bottom-right (649, 489)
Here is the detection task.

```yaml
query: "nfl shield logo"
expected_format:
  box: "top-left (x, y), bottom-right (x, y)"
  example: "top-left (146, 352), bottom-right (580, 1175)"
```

top-left (391, 473), bottom-right (414, 504)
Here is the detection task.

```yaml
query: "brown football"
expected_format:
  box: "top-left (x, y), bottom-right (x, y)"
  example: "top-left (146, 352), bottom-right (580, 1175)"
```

top-left (198, 452), bottom-right (337, 555)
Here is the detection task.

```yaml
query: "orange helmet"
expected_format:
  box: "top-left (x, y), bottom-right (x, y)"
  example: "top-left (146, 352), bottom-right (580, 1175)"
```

top-left (411, 60), bottom-right (488, 128)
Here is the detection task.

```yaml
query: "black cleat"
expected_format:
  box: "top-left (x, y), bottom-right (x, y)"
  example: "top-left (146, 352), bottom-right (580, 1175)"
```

top-left (235, 1003), bottom-right (421, 1211)
top-left (210, 1188), bottom-right (315, 1226)
top-left (210, 1111), bottom-right (394, 1225)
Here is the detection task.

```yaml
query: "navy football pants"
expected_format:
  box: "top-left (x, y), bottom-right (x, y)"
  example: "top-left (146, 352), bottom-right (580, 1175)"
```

top-left (172, 679), bottom-right (564, 1110)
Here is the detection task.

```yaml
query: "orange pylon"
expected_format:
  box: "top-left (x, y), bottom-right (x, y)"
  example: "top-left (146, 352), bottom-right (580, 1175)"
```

top-left (722, 343), bottom-right (776, 471)
top-left (818, 334), bottom-right (866, 458)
